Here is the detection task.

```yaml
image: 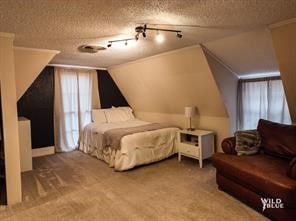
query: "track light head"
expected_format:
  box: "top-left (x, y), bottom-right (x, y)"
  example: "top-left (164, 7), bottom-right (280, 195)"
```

top-left (135, 25), bottom-right (145, 33)
top-left (176, 32), bottom-right (183, 38)
top-left (135, 24), bottom-right (147, 38)
top-left (125, 41), bottom-right (128, 46)
top-left (107, 43), bottom-right (112, 48)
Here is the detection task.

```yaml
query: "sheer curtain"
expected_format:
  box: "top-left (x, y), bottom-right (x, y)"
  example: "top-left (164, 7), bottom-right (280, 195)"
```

top-left (238, 77), bottom-right (291, 130)
top-left (54, 68), bottom-right (98, 152)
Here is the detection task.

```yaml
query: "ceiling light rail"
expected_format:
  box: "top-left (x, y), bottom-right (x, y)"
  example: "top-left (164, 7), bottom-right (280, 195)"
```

top-left (135, 24), bottom-right (183, 39)
top-left (107, 38), bottom-right (136, 48)
top-left (108, 24), bottom-right (183, 48)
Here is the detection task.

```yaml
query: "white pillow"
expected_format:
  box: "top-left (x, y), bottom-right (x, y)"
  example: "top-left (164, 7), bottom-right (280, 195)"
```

top-left (92, 109), bottom-right (107, 123)
top-left (113, 106), bottom-right (135, 120)
top-left (105, 107), bottom-right (133, 123)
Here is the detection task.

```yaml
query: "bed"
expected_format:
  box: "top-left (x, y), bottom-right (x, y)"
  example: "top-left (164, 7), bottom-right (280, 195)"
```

top-left (79, 107), bottom-right (180, 171)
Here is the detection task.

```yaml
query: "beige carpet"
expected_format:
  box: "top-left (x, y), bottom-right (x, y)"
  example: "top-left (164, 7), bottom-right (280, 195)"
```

top-left (0, 151), bottom-right (267, 221)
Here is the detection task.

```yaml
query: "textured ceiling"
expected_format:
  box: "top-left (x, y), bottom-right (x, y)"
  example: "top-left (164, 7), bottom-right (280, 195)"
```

top-left (204, 28), bottom-right (279, 76)
top-left (0, 0), bottom-right (296, 68)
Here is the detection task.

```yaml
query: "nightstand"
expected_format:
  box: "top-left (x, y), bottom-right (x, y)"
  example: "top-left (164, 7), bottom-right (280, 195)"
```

top-left (177, 129), bottom-right (215, 168)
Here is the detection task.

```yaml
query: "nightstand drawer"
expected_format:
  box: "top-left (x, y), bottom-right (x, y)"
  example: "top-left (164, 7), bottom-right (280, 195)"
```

top-left (178, 143), bottom-right (199, 157)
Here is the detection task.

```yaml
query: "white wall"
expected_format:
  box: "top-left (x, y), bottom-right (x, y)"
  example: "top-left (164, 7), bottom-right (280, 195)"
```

top-left (0, 33), bottom-right (22, 204)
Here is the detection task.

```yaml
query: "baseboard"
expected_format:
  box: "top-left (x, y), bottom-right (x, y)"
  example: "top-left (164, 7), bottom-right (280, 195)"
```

top-left (32, 146), bottom-right (55, 157)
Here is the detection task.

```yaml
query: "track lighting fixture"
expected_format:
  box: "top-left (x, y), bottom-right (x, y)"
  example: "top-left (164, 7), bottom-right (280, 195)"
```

top-left (135, 24), bottom-right (182, 39)
top-left (107, 24), bottom-right (183, 49)
top-left (107, 38), bottom-right (136, 48)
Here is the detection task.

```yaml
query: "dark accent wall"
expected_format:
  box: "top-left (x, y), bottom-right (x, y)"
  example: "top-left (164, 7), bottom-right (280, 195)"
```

top-left (97, 70), bottom-right (129, 108)
top-left (17, 66), bottom-right (54, 149)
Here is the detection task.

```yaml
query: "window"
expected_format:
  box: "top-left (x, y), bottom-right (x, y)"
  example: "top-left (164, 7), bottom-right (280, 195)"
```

top-left (238, 76), bottom-right (291, 130)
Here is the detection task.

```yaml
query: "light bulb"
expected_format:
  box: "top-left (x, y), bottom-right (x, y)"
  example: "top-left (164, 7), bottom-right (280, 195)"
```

top-left (155, 32), bottom-right (164, 44)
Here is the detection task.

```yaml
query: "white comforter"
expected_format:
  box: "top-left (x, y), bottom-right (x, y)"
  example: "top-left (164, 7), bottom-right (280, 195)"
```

top-left (79, 119), bottom-right (179, 171)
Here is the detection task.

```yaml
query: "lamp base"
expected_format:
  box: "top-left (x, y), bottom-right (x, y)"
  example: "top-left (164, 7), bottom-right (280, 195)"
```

top-left (186, 128), bottom-right (195, 131)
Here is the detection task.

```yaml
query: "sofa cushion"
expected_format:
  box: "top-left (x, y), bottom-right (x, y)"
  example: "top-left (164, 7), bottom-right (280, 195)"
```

top-left (257, 119), bottom-right (296, 159)
top-left (212, 153), bottom-right (296, 207)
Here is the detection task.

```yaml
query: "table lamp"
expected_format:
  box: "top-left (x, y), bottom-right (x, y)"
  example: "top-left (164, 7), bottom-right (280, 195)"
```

top-left (185, 106), bottom-right (196, 131)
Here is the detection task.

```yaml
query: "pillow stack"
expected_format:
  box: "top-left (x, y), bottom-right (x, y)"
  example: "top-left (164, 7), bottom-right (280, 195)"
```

top-left (91, 106), bottom-right (135, 123)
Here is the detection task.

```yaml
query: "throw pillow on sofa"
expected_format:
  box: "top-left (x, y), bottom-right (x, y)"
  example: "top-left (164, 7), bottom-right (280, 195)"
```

top-left (234, 130), bottom-right (261, 156)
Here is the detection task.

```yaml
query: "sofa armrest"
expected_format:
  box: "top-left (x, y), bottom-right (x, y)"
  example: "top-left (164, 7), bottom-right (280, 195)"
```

top-left (287, 157), bottom-right (296, 180)
top-left (221, 137), bottom-right (237, 155)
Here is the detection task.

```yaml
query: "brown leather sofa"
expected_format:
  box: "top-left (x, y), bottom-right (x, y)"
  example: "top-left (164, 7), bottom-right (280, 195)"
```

top-left (212, 119), bottom-right (296, 221)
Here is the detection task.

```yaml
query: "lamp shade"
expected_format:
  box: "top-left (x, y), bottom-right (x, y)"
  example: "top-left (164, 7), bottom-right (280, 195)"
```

top-left (184, 106), bottom-right (197, 118)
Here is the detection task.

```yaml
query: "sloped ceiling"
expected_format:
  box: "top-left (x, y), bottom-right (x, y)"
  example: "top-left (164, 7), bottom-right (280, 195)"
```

top-left (204, 50), bottom-right (238, 133)
top-left (204, 28), bottom-right (279, 76)
top-left (271, 22), bottom-right (296, 122)
top-left (109, 46), bottom-right (227, 117)
top-left (14, 47), bottom-right (60, 99)
top-left (0, 0), bottom-right (296, 68)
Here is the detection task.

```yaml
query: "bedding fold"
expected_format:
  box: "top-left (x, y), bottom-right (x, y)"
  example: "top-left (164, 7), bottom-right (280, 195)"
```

top-left (103, 123), bottom-right (179, 151)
